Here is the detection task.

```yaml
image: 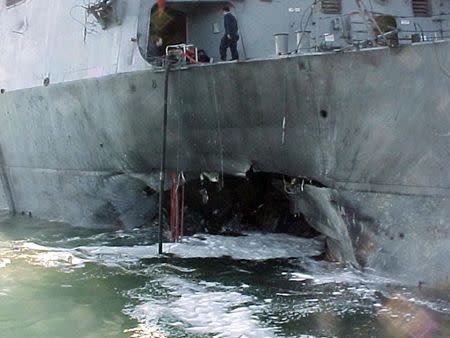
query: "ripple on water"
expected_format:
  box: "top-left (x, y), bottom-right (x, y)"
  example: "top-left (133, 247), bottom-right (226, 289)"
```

top-left (1, 217), bottom-right (450, 337)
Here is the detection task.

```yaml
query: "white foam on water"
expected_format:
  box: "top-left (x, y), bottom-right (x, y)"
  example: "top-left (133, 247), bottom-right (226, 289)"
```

top-left (172, 291), bottom-right (273, 337)
top-left (2, 232), bottom-right (325, 336)
top-left (163, 233), bottom-right (323, 260)
top-left (290, 268), bottom-right (395, 287)
top-left (74, 232), bottom-right (322, 266)
top-left (5, 241), bottom-right (89, 270)
top-left (124, 323), bottom-right (168, 338)
top-left (29, 251), bottom-right (87, 269)
top-left (4, 233), bottom-right (323, 271)
top-left (127, 276), bottom-right (277, 338)
top-left (405, 296), bottom-right (450, 314)
top-left (286, 268), bottom-right (400, 318)
top-left (0, 242), bottom-right (12, 268)
top-left (290, 272), bottom-right (315, 282)
top-left (0, 257), bottom-right (11, 268)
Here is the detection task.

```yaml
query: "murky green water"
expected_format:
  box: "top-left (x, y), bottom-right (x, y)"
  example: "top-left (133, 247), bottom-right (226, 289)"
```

top-left (1, 211), bottom-right (449, 337)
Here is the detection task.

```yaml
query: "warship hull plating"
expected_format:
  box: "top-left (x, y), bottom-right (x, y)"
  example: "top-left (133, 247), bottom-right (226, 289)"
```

top-left (1, 39), bottom-right (450, 286)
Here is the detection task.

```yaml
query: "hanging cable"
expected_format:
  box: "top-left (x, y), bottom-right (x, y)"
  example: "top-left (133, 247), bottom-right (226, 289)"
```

top-left (294, 1), bottom-right (317, 53)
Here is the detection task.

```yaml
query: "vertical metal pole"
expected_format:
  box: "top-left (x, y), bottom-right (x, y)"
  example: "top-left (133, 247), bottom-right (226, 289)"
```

top-left (158, 59), bottom-right (173, 254)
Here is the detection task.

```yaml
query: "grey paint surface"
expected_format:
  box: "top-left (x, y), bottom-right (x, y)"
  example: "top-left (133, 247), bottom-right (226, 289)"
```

top-left (293, 186), bottom-right (450, 287)
top-left (0, 0), bottom-right (151, 91)
top-left (2, 0), bottom-right (450, 90)
top-left (0, 41), bottom-right (449, 287)
top-left (294, 185), bottom-right (358, 265)
top-left (0, 177), bottom-right (9, 210)
top-left (1, 1), bottom-right (450, 286)
top-left (139, 0), bottom-right (450, 60)
top-left (341, 190), bottom-right (450, 287)
top-left (0, 145), bottom-right (15, 212)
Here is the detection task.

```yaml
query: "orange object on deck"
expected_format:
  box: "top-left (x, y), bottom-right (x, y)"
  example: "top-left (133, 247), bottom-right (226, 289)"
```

top-left (184, 48), bottom-right (199, 64)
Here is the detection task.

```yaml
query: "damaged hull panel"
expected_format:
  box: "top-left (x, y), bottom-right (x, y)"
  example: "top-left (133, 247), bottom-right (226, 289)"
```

top-left (292, 185), bottom-right (450, 288)
top-left (0, 41), bottom-right (450, 286)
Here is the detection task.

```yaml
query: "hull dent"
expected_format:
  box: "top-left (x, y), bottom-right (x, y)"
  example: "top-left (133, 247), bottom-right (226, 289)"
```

top-left (0, 41), bottom-right (449, 287)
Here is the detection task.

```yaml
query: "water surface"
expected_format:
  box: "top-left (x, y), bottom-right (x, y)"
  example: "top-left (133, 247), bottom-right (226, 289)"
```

top-left (1, 211), bottom-right (449, 337)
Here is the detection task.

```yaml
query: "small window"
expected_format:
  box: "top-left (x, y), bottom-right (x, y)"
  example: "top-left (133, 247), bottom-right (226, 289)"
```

top-left (6, 0), bottom-right (25, 8)
top-left (321, 0), bottom-right (342, 14)
top-left (412, 0), bottom-right (430, 17)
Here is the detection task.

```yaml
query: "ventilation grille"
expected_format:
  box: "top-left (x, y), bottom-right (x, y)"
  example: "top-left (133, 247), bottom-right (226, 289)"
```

top-left (321, 0), bottom-right (342, 14)
top-left (412, 0), bottom-right (430, 17)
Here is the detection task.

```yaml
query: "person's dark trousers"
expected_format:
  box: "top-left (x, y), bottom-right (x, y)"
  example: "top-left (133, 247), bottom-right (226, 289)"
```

top-left (220, 35), bottom-right (239, 61)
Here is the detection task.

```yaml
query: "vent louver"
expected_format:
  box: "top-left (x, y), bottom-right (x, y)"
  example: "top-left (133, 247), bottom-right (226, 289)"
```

top-left (412, 0), bottom-right (430, 17)
top-left (321, 0), bottom-right (342, 14)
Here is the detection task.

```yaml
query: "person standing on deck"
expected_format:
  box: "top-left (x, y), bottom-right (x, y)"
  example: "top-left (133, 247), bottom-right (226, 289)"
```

top-left (220, 6), bottom-right (239, 61)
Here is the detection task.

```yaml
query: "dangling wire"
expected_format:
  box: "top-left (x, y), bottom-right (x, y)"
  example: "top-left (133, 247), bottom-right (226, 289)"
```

top-left (355, 0), bottom-right (387, 44)
top-left (83, 1), bottom-right (88, 42)
top-left (294, 1), bottom-right (316, 53)
top-left (69, 0), bottom-right (101, 39)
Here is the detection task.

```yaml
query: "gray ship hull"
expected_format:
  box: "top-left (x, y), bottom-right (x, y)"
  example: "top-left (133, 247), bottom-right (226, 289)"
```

top-left (1, 41), bottom-right (449, 286)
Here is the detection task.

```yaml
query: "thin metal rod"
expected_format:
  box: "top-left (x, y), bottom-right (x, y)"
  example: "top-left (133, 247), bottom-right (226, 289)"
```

top-left (158, 59), bottom-right (173, 254)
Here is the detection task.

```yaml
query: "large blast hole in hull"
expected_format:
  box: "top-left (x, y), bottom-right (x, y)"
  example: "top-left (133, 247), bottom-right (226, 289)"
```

top-left (160, 171), bottom-right (322, 239)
